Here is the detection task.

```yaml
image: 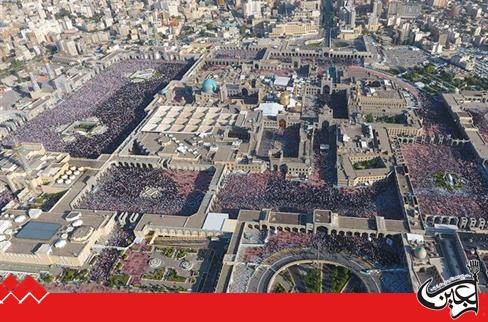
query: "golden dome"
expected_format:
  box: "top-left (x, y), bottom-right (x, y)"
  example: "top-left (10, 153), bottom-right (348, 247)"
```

top-left (279, 91), bottom-right (290, 106)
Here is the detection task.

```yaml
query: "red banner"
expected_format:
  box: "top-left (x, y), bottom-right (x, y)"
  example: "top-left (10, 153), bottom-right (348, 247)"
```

top-left (1, 292), bottom-right (486, 321)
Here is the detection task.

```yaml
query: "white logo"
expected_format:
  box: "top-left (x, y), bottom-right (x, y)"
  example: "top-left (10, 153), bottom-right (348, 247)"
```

top-left (417, 259), bottom-right (480, 319)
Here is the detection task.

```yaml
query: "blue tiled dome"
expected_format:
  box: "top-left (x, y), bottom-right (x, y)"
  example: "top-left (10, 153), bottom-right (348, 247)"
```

top-left (202, 79), bottom-right (218, 93)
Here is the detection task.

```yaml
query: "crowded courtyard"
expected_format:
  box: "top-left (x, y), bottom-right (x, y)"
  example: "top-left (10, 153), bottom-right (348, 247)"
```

top-left (214, 171), bottom-right (403, 219)
top-left (401, 143), bottom-right (488, 219)
top-left (78, 166), bottom-right (214, 215)
top-left (3, 60), bottom-right (190, 158)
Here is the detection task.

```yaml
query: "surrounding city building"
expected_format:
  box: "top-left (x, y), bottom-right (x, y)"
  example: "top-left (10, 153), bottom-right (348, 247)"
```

top-left (0, 0), bottom-right (487, 295)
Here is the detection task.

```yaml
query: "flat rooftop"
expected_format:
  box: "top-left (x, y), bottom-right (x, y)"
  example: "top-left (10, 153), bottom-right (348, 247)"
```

top-left (16, 221), bottom-right (61, 241)
top-left (141, 105), bottom-right (239, 134)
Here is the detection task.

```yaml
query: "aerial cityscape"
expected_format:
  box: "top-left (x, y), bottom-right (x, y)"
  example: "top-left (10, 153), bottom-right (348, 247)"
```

top-left (0, 0), bottom-right (487, 294)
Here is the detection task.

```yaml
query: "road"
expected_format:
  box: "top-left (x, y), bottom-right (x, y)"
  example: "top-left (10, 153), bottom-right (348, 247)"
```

top-left (246, 251), bottom-right (382, 293)
top-left (321, 0), bottom-right (335, 47)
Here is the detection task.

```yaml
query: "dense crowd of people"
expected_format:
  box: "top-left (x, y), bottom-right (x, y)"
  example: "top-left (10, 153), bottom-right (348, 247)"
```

top-left (215, 171), bottom-right (403, 219)
top-left (90, 249), bottom-right (119, 282)
top-left (258, 125), bottom-right (300, 158)
top-left (242, 231), bottom-right (401, 268)
top-left (401, 143), bottom-right (488, 218)
top-left (4, 60), bottom-right (188, 158)
top-left (309, 126), bottom-right (335, 186)
top-left (416, 93), bottom-right (459, 137)
top-left (0, 188), bottom-right (15, 209)
top-left (312, 234), bottom-right (401, 267)
top-left (119, 244), bottom-right (150, 284)
top-left (471, 110), bottom-right (488, 143)
top-left (275, 56), bottom-right (362, 66)
top-left (347, 65), bottom-right (462, 138)
top-left (106, 225), bottom-right (134, 247)
top-left (78, 166), bottom-right (213, 215)
top-left (213, 48), bottom-right (266, 60)
top-left (92, 228), bottom-right (148, 285)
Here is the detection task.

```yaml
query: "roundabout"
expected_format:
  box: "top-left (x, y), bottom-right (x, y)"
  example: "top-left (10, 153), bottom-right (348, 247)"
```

top-left (246, 251), bottom-right (382, 293)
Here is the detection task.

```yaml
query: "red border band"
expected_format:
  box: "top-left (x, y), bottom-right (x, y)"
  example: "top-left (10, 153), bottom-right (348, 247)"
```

top-left (1, 293), bottom-right (486, 321)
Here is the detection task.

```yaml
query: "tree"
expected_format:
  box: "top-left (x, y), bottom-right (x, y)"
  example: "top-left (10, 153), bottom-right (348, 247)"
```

top-left (273, 284), bottom-right (286, 293)
top-left (39, 273), bottom-right (54, 283)
top-left (11, 59), bottom-right (23, 70)
top-left (55, 8), bottom-right (73, 20)
top-left (305, 268), bottom-right (322, 293)
top-left (424, 64), bottom-right (435, 75)
top-left (331, 266), bottom-right (350, 292)
top-left (365, 113), bottom-right (374, 123)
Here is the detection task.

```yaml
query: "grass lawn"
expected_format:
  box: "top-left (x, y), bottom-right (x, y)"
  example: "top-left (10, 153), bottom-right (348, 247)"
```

top-left (352, 157), bottom-right (384, 170)
top-left (165, 269), bottom-right (186, 283)
top-left (32, 191), bottom-right (66, 211)
top-left (60, 268), bottom-right (88, 283)
top-left (109, 273), bottom-right (130, 287)
top-left (433, 171), bottom-right (463, 192)
top-left (142, 268), bottom-right (165, 281)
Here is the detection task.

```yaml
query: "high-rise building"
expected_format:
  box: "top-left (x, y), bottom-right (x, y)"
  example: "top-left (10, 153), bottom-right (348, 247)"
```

top-left (350, 6), bottom-right (356, 28)
top-left (242, 0), bottom-right (262, 18)
top-left (436, 32), bottom-right (448, 46)
top-left (372, 0), bottom-right (382, 17)
top-left (157, 0), bottom-right (180, 17)
top-left (387, 1), bottom-right (421, 19)
top-left (57, 39), bottom-right (79, 56)
top-left (368, 0), bottom-right (382, 30)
